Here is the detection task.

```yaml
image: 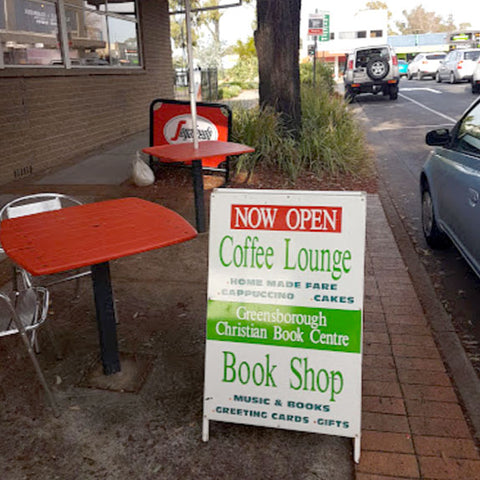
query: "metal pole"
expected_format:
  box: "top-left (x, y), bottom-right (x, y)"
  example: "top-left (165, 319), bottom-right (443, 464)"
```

top-left (313, 35), bottom-right (317, 87)
top-left (185, 0), bottom-right (199, 149)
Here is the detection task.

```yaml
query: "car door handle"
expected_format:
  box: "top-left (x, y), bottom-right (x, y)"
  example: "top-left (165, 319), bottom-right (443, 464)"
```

top-left (468, 188), bottom-right (479, 207)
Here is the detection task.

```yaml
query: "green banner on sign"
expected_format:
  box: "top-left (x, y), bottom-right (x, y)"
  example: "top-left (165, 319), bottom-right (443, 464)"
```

top-left (207, 300), bottom-right (361, 353)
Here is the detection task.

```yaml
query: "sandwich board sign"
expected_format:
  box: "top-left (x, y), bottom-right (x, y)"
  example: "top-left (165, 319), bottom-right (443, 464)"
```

top-left (202, 189), bottom-right (366, 462)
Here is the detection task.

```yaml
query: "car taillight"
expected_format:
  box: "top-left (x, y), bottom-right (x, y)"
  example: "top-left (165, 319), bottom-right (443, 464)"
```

top-left (422, 60), bottom-right (428, 64)
top-left (457, 61), bottom-right (463, 69)
top-left (392, 56), bottom-right (398, 66)
top-left (348, 59), bottom-right (354, 70)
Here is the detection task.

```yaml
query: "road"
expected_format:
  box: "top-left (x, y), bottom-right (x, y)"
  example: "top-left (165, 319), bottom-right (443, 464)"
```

top-left (350, 78), bottom-right (480, 377)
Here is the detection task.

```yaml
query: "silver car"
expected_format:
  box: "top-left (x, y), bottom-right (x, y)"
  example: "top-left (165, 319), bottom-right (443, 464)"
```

top-left (407, 52), bottom-right (446, 80)
top-left (436, 48), bottom-right (480, 83)
top-left (421, 97), bottom-right (480, 277)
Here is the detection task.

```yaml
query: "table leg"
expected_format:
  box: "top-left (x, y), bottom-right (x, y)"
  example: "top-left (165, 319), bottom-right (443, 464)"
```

top-left (91, 262), bottom-right (121, 375)
top-left (191, 159), bottom-right (206, 233)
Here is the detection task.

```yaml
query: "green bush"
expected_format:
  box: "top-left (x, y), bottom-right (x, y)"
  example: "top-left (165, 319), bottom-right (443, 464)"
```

top-left (231, 84), bottom-right (371, 181)
top-left (218, 84), bottom-right (242, 99)
top-left (300, 62), bottom-right (335, 94)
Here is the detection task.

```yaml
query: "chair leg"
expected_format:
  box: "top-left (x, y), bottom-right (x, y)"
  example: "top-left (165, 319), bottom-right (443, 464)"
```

top-left (7, 303), bottom-right (59, 417)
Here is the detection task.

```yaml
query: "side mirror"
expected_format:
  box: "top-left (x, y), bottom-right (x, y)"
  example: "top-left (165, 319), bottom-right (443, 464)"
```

top-left (426, 128), bottom-right (451, 146)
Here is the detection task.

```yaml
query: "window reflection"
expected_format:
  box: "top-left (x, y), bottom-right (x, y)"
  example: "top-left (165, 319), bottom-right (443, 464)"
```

top-left (1, 0), bottom-right (140, 68)
top-left (2, 0), bottom-right (61, 65)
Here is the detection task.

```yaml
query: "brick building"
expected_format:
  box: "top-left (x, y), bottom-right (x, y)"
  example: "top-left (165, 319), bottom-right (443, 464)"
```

top-left (0, 0), bottom-right (173, 185)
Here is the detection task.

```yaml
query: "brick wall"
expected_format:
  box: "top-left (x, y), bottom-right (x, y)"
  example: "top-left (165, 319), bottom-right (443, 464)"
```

top-left (0, 0), bottom-right (173, 185)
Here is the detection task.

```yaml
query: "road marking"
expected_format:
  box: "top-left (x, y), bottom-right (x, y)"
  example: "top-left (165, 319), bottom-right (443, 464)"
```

top-left (399, 93), bottom-right (457, 123)
top-left (400, 87), bottom-right (442, 94)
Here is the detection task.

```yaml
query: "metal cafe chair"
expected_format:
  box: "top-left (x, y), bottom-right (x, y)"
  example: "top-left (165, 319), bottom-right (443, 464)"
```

top-left (0, 286), bottom-right (59, 416)
top-left (0, 193), bottom-right (91, 295)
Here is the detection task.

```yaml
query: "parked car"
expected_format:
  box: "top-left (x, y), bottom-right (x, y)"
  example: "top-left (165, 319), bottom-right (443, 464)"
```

top-left (398, 60), bottom-right (408, 77)
top-left (421, 97), bottom-right (480, 277)
top-left (436, 48), bottom-right (480, 83)
top-left (343, 44), bottom-right (400, 101)
top-left (472, 59), bottom-right (480, 93)
top-left (407, 52), bottom-right (446, 80)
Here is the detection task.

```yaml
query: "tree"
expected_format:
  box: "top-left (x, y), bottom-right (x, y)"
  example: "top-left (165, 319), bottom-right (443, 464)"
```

top-left (396, 5), bottom-right (458, 34)
top-left (255, 0), bottom-right (301, 136)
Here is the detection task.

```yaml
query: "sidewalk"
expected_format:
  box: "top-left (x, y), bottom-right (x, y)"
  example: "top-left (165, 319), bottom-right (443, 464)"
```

top-left (1, 135), bottom-right (480, 479)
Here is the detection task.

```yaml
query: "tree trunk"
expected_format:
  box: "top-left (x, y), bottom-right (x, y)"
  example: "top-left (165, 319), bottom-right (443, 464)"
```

top-left (255, 0), bottom-right (302, 136)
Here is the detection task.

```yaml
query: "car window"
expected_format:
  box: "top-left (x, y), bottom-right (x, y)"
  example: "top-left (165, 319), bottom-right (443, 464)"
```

top-left (455, 103), bottom-right (480, 156)
top-left (426, 54), bottom-right (446, 60)
top-left (465, 51), bottom-right (480, 61)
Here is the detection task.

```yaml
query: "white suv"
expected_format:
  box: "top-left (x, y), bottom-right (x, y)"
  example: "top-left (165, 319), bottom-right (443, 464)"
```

top-left (407, 52), bottom-right (446, 80)
top-left (344, 45), bottom-right (400, 101)
top-left (436, 48), bottom-right (480, 83)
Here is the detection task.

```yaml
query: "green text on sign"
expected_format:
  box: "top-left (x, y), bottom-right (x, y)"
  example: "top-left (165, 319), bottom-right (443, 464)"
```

top-left (207, 300), bottom-right (361, 353)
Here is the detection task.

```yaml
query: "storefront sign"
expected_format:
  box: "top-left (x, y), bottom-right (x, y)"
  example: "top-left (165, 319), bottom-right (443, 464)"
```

top-left (203, 189), bottom-right (366, 462)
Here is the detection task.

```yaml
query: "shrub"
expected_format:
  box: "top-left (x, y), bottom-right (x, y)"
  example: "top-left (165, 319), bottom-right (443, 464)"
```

top-left (231, 84), bottom-right (371, 181)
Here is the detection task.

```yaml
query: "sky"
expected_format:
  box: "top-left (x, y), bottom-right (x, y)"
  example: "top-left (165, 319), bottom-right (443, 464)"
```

top-left (219, 0), bottom-right (480, 45)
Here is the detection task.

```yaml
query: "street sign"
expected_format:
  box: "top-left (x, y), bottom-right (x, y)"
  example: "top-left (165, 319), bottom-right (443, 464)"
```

top-left (309, 12), bottom-right (330, 42)
top-left (202, 189), bottom-right (366, 463)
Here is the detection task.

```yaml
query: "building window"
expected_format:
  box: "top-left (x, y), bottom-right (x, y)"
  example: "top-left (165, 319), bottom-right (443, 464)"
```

top-left (1, 0), bottom-right (141, 68)
top-left (339, 31), bottom-right (356, 40)
top-left (370, 30), bottom-right (383, 38)
top-left (357, 31), bottom-right (367, 39)
top-left (330, 32), bottom-right (335, 40)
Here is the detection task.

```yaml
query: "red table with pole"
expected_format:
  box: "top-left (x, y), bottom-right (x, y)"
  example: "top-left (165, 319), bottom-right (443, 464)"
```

top-left (143, 140), bottom-right (254, 233)
top-left (0, 197), bottom-right (197, 375)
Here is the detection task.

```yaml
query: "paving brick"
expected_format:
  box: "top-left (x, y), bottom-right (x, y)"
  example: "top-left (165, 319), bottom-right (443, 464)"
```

top-left (392, 344), bottom-right (442, 360)
top-left (409, 416), bottom-right (471, 438)
top-left (418, 456), bottom-right (480, 479)
top-left (362, 366), bottom-right (398, 382)
top-left (365, 342), bottom-right (393, 356)
top-left (395, 357), bottom-right (445, 372)
top-left (364, 322), bottom-right (389, 334)
top-left (362, 430), bottom-right (414, 454)
top-left (390, 334), bottom-right (436, 347)
top-left (401, 385), bottom-right (458, 403)
top-left (413, 436), bottom-right (480, 460)
top-left (356, 451), bottom-right (419, 478)
top-left (388, 324), bottom-right (432, 336)
top-left (364, 312), bottom-right (387, 324)
top-left (405, 399), bottom-right (464, 419)
top-left (364, 332), bottom-right (390, 344)
top-left (362, 412), bottom-right (410, 433)
top-left (385, 313), bottom-right (428, 327)
top-left (363, 354), bottom-right (396, 369)
top-left (397, 369), bottom-right (452, 387)
top-left (363, 380), bottom-right (403, 398)
top-left (363, 396), bottom-right (406, 415)
top-left (356, 474), bottom-right (419, 480)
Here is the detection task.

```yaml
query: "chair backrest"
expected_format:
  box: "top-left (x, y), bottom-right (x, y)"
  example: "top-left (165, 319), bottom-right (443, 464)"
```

top-left (0, 193), bottom-right (82, 222)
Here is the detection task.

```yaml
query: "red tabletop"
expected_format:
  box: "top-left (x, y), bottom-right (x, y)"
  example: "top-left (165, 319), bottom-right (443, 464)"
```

top-left (0, 197), bottom-right (197, 276)
top-left (143, 140), bottom-right (255, 166)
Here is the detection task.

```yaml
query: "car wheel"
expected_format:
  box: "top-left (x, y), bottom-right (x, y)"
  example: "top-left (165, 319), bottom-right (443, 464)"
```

top-left (436, 71), bottom-right (442, 83)
top-left (389, 85), bottom-right (398, 100)
top-left (366, 57), bottom-right (389, 80)
top-left (472, 81), bottom-right (480, 94)
top-left (421, 187), bottom-right (449, 248)
top-left (417, 71), bottom-right (423, 80)
top-left (449, 72), bottom-right (456, 84)
top-left (407, 71), bottom-right (412, 80)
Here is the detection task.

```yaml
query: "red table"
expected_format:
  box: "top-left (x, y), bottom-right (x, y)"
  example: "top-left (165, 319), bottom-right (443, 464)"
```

top-left (0, 197), bottom-right (197, 375)
top-left (143, 140), bottom-right (254, 233)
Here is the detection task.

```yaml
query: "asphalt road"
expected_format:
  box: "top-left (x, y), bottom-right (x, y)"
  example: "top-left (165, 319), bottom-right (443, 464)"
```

top-left (350, 77), bottom-right (480, 377)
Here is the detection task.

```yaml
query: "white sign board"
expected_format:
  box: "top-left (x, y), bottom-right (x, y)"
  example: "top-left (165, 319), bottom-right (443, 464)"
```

top-left (203, 189), bottom-right (366, 462)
